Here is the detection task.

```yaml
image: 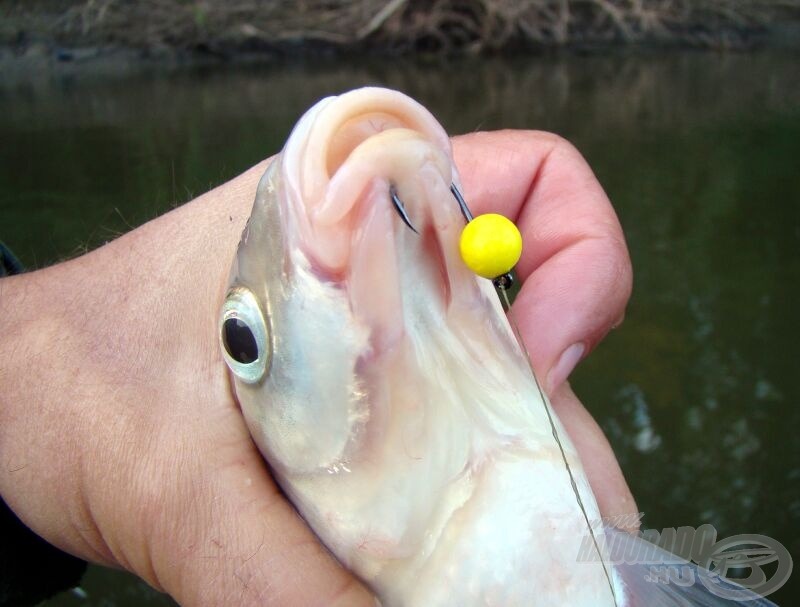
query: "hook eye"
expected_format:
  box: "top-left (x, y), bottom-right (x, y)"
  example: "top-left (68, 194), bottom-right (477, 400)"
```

top-left (219, 287), bottom-right (271, 384)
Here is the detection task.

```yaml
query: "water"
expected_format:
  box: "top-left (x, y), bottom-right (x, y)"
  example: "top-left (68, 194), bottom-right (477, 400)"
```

top-left (1, 50), bottom-right (798, 605)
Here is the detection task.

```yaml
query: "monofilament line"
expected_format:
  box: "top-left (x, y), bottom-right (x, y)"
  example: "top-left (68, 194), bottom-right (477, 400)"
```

top-left (498, 287), bottom-right (618, 607)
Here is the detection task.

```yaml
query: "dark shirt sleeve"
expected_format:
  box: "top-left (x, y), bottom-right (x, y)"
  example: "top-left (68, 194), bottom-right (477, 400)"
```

top-left (1, 500), bottom-right (87, 606)
top-left (0, 241), bottom-right (24, 278)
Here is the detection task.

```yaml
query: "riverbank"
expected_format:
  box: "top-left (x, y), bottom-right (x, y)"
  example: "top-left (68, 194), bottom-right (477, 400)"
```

top-left (3, 0), bottom-right (800, 74)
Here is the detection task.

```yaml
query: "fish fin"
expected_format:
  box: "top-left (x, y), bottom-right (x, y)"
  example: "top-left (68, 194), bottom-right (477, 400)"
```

top-left (600, 527), bottom-right (779, 606)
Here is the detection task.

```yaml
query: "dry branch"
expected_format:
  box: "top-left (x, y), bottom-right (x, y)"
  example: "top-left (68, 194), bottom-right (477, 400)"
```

top-left (10, 0), bottom-right (800, 55)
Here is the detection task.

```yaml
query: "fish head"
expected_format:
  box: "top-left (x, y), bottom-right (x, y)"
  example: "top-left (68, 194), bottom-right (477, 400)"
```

top-left (219, 87), bottom-right (611, 605)
top-left (220, 87), bottom-right (482, 471)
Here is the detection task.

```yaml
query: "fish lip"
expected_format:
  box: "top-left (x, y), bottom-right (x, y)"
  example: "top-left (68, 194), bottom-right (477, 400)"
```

top-left (274, 88), bottom-right (466, 321)
top-left (278, 88), bottom-right (454, 263)
top-left (282, 87), bottom-right (452, 182)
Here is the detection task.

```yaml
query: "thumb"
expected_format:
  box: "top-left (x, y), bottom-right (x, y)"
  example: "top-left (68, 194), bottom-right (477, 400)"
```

top-left (452, 130), bottom-right (632, 393)
top-left (505, 134), bottom-right (632, 394)
top-left (510, 226), bottom-right (631, 394)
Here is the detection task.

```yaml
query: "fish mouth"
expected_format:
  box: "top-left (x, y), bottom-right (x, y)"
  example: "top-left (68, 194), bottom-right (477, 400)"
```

top-left (280, 88), bottom-right (475, 344)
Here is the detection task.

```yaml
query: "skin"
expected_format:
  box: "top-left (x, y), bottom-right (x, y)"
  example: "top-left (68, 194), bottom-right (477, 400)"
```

top-left (0, 130), bottom-right (635, 606)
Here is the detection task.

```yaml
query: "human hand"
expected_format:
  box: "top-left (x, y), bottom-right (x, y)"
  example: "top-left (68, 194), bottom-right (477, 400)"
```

top-left (0, 130), bottom-right (634, 607)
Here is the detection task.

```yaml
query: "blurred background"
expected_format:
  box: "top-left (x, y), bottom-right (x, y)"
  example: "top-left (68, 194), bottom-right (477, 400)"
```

top-left (1, 1), bottom-right (799, 605)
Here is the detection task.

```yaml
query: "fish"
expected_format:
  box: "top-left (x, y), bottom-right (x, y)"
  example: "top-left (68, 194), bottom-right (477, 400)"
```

top-left (218, 87), bottom-right (778, 606)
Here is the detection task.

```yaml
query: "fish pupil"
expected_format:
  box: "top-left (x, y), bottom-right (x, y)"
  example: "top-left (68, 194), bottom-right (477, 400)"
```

top-left (223, 317), bottom-right (259, 364)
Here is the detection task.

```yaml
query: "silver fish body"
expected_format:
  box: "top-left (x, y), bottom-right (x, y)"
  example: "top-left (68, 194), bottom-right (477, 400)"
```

top-left (220, 87), bottom-right (614, 606)
top-left (220, 88), bottom-right (777, 607)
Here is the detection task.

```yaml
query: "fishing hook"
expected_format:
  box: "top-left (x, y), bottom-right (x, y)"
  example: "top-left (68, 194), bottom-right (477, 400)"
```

top-left (450, 183), bottom-right (514, 290)
top-left (389, 184), bottom-right (418, 234)
top-left (450, 183), bottom-right (474, 223)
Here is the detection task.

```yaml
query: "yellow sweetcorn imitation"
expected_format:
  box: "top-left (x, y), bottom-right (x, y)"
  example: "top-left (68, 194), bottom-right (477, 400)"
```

top-left (458, 213), bottom-right (522, 279)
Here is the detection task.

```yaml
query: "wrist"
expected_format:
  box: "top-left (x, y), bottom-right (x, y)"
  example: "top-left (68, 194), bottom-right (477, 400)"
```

top-left (0, 263), bottom-right (117, 565)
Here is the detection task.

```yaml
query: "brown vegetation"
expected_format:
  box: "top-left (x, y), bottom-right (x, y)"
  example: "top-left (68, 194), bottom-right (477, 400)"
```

top-left (6, 0), bottom-right (800, 56)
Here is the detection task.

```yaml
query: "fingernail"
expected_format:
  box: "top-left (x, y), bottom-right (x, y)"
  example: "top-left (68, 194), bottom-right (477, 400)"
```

top-left (546, 343), bottom-right (585, 394)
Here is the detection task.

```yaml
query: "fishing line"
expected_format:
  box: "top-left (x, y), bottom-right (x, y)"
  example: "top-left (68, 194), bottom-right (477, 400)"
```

top-left (446, 182), bottom-right (618, 605)
top-left (393, 182), bottom-right (619, 603)
top-left (498, 286), bottom-right (618, 607)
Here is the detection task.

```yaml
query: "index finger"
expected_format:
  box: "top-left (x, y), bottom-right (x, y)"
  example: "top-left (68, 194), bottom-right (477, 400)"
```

top-left (452, 130), bottom-right (632, 393)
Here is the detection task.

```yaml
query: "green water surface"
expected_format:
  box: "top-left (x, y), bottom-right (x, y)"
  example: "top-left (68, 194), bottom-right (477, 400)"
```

top-left (1, 50), bottom-right (798, 605)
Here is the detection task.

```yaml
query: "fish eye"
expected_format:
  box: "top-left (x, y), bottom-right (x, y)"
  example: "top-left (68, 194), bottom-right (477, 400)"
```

top-left (219, 287), bottom-right (271, 384)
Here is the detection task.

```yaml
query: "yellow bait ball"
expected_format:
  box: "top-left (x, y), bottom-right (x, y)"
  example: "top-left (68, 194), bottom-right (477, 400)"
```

top-left (459, 213), bottom-right (522, 279)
